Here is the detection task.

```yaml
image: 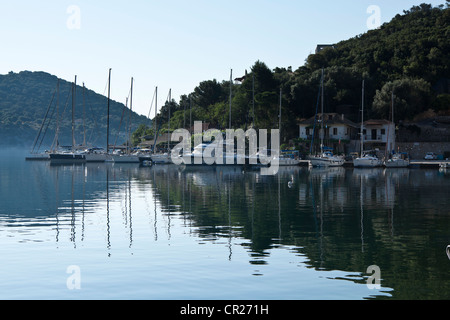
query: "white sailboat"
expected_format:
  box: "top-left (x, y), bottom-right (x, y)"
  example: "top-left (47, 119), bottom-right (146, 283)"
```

top-left (148, 88), bottom-right (172, 164)
top-left (111, 77), bottom-right (140, 163)
top-left (353, 80), bottom-right (382, 168)
top-left (49, 76), bottom-right (87, 164)
top-left (307, 69), bottom-right (344, 167)
top-left (85, 69), bottom-right (112, 162)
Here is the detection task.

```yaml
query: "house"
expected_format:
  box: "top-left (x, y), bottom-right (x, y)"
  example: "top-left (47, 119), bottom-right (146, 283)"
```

top-left (360, 119), bottom-right (396, 153)
top-left (315, 44), bottom-right (335, 54)
top-left (298, 113), bottom-right (358, 142)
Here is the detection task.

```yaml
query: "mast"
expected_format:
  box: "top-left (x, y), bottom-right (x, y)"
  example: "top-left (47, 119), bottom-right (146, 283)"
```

top-left (155, 86), bottom-right (158, 136)
top-left (252, 74), bottom-right (255, 128)
top-left (128, 77), bottom-right (134, 154)
top-left (55, 79), bottom-right (60, 151)
top-left (82, 82), bottom-right (86, 147)
top-left (107, 68), bottom-right (111, 153)
top-left (229, 69), bottom-right (232, 129)
top-left (72, 75), bottom-right (77, 150)
top-left (168, 89), bottom-right (171, 153)
top-left (320, 68), bottom-right (324, 154)
top-left (279, 88), bottom-right (282, 133)
top-left (360, 79), bottom-right (365, 156)
top-left (389, 90), bottom-right (395, 154)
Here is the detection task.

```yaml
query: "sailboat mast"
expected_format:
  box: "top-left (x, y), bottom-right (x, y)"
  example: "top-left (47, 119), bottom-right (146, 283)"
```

top-left (168, 89), bottom-right (171, 152)
top-left (360, 79), bottom-right (365, 156)
top-left (320, 68), bottom-right (324, 154)
top-left (252, 74), bottom-right (255, 128)
top-left (82, 82), bottom-right (86, 147)
top-left (279, 88), bottom-right (282, 133)
top-left (55, 79), bottom-right (60, 152)
top-left (72, 75), bottom-right (77, 150)
top-left (155, 86), bottom-right (158, 133)
top-left (107, 68), bottom-right (111, 153)
top-left (229, 69), bottom-right (232, 129)
top-left (129, 77), bottom-right (134, 154)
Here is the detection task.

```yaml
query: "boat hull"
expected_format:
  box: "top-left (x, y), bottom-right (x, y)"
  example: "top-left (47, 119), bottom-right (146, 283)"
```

top-left (25, 153), bottom-right (50, 161)
top-left (353, 157), bottom-right (382, 168)
top-left (85, 153), bottom-right (109, 162)
top-left (111, 155), bottom-right (140, 163)
top-left (384, 159), bottom-right (410, 168)
top-left (49, 153), bottom-right (86, 164)
top-left (308, 156), bottom-right (344, 167)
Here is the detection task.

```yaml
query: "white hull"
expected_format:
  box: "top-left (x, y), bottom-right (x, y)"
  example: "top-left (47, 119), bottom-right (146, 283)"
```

top-left (151, 154), bottom-right (172, 164)
top-left (440, 162), bottom-right (450, 169)
top-left (308, 152), bottom-right (344, 167)
top-left (111, 154), bottom-right (140, 163)
top-left (279, 158), bottom-right (301, 166)
top-left (384, 159), bottom-right (410, 168)
top-left (353, 156), bottom-right (382, 168)
top-left (85, 153), bottom-right (110, 162)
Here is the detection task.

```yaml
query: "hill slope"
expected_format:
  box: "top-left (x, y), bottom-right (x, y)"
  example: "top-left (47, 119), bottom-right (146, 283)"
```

top-left (0, 71), bottom-right (149, 149)
top-left (158, 3), bottom-right (449, 142)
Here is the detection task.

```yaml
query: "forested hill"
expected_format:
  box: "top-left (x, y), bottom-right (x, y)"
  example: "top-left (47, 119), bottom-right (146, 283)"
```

top-left (153, 3), bottom-right (449, 143)
top-left (0, 71), bottom-right (148, 148)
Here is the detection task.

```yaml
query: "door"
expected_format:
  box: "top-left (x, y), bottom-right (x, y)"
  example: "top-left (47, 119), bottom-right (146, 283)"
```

top-left (371, 129), bottom-right (377, 140)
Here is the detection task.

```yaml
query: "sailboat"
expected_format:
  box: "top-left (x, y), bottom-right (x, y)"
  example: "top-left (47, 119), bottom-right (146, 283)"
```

top-left (148, 88), bottom-right (172, 164)
top-left (26, 79), bottom-right (60, 161)
top-left (308, 69), bottom-right (344, 167)
top-left (112, 77), bottom-right (140, 163)
top-left (84, 69), bottom-right (112, 162)
top-left (49, 76), bottom-right (87, 164)
top-left (353, 80), bottom-right (382, 168)
top-left (384, 92), bottom-right (410, 168)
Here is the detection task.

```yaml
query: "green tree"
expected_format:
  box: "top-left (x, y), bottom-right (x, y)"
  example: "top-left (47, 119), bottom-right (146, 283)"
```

top-left (373, 78), bottom-right (432, 121)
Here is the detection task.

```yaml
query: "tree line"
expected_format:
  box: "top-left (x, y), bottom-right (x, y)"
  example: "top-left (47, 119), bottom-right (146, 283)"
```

top-left (137, 3), bottom-right (449, 146)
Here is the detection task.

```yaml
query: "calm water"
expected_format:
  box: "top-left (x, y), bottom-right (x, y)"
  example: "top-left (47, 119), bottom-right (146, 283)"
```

top-left (1, 148), bottom-right (449, 300)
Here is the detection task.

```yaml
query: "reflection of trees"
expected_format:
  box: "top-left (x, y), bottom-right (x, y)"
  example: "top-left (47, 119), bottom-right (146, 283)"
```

top-left (25, 162), bottom-right (450, 299)
top-left (146, 165), bottom-right (450, 299)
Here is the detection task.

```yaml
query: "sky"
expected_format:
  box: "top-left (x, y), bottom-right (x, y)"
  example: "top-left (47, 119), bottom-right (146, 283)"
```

top-left (0, 0), bottom-right (446, 117)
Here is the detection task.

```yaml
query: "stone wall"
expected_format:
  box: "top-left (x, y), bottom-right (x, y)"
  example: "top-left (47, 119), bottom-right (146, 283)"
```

top-left (396, 142), bottom-right (450, 160)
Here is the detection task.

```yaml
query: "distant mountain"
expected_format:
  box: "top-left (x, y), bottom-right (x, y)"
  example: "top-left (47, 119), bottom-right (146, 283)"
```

top-left (0, 71), bottom-right (149, 149)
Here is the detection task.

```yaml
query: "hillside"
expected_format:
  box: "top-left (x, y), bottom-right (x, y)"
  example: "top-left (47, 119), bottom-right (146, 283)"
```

top-left (0, 71), bottom-right (149, 149)
top-left (152, 3), bottom-right (449, 143)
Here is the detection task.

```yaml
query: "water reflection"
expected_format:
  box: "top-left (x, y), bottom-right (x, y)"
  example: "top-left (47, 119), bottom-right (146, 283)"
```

top-left (1, 154), bottom-right (450, 299)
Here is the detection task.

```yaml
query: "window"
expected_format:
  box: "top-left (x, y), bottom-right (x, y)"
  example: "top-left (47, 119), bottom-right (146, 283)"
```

top-left (381, 129), bottom-right (385, 135)
top-left (333, 128), bottom-right (337, 136)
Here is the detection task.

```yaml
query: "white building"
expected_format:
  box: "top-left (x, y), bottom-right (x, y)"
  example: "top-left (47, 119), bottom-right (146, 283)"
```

top-left (298, 113), bottom-right (358, 142)
top-left (360, 119), bottom-right (396, 153)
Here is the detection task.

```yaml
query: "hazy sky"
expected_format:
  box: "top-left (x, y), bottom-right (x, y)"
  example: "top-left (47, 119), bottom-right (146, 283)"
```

top-left (0, 0), bottom-right (446, 117)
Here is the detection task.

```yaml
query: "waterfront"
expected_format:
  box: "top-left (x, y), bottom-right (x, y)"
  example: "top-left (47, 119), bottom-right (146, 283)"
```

top-left (0, 148), bottom-right (449, 300)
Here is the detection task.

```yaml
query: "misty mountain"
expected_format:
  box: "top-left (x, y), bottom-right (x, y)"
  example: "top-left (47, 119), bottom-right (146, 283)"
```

top-left (0, 71), bottom-right (149, 149)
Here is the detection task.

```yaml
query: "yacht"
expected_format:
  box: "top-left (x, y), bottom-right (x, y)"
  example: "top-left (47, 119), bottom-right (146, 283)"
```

top-left (308, 151), bottom-right (344, 167)
top-left (353, 153), bottom-right (383, 168)
top-left (384, 152), bottom-right (410, 168)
